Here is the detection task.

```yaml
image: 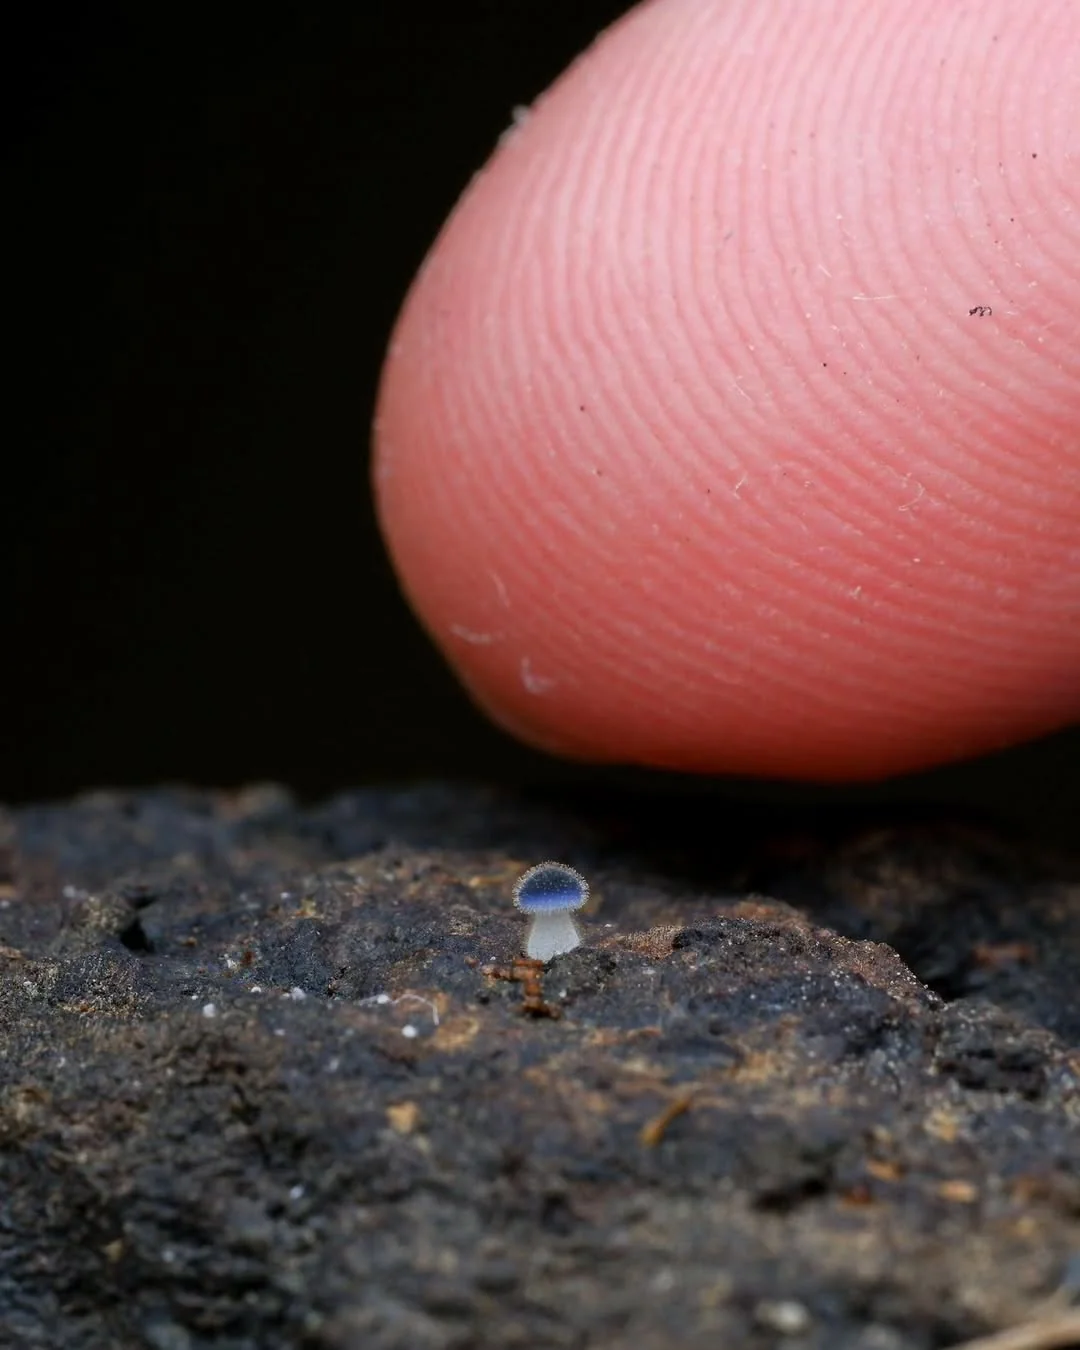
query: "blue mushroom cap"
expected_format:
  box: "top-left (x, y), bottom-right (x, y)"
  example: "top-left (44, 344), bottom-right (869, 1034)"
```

top-left (513, 862), bottom-right (589, 913)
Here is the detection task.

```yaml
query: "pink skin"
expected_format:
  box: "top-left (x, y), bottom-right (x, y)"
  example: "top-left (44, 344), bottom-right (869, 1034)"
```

top-left (374, 0), bottom-right (1080, 782)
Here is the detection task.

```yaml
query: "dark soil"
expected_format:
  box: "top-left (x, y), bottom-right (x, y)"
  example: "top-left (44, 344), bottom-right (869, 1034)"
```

top-left (2, 783), bottom-right (1080, 1350)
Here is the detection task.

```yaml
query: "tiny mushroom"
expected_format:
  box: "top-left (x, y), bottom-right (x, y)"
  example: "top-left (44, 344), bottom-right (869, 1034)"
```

top-left (513, 861), bottom-right (589, 962)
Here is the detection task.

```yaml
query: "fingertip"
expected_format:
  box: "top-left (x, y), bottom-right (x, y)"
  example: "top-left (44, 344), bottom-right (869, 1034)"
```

top-left (375, 0), bottom-right (1080, 781)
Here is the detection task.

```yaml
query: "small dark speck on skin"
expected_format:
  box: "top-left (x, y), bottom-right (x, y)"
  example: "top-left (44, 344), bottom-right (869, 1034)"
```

top-left (1032, 153), bottom-right (1038, 159)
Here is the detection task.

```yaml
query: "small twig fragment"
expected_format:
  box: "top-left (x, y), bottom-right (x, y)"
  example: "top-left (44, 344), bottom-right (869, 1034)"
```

top-left (949, 1311), bottom-right (1080, 1350)
top-left (484, 957), bottom-right (561, 1018)
top-left (640, 1093), bottom-right (694, 1147)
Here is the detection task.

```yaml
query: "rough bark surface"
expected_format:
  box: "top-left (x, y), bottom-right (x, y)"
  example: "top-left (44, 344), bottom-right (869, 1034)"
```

top-left (2, 784), bottom-right (1079, 1350)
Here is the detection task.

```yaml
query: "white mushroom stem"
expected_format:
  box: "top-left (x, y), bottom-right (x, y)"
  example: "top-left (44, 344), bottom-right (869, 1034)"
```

top-left (524, 910), bottom-right (581, 962)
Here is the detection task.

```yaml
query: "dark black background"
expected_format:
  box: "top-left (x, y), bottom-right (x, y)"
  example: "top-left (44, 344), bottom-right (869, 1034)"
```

top-left (7, 3), bottom-right (1079, 841)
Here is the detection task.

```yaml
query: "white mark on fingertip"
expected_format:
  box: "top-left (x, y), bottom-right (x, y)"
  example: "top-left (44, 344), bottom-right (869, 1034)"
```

top-left (521, 657), bottom-right (556, 695)
top-left (497, 103), bottom-right (532, 148)
top-left (489, 571), bottom-right (511, 609)
top-left (898, 481), bottom-right (926, 511)
top-left (450, 625), bottom-right (501, 646)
